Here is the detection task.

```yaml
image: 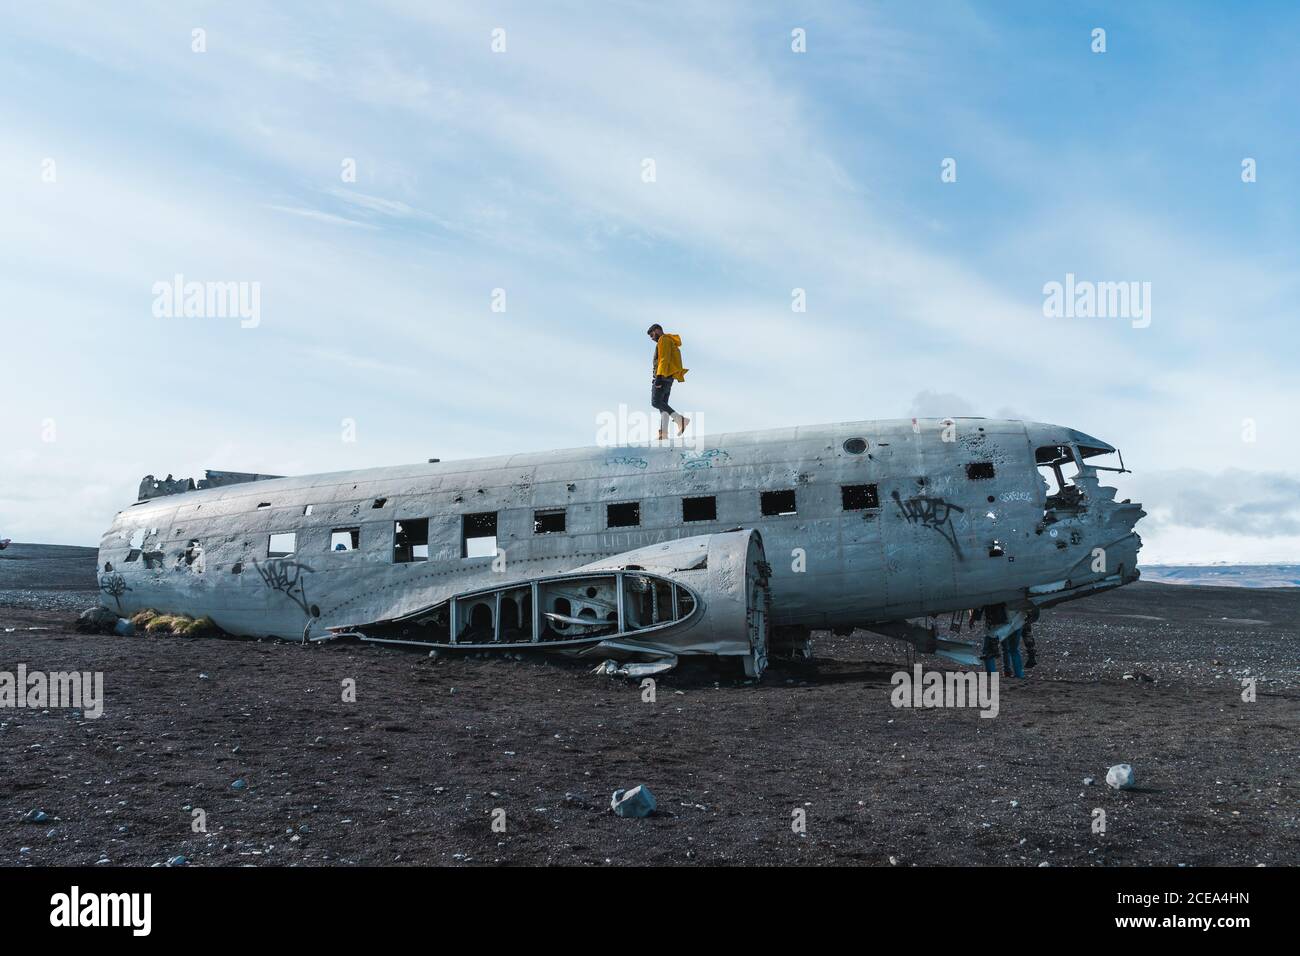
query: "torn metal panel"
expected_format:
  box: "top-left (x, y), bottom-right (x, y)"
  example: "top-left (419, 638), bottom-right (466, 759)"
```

top-left (861, 618), bottom-right (982, 667)
top-left (593, 657), bottom-right (677, 678)
top-left (137, 469), bottom-right (284, 501)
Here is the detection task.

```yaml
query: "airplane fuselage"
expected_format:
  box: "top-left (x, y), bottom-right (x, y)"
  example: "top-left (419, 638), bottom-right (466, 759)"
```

top-left (96, 418), bottom-right (1144, 655)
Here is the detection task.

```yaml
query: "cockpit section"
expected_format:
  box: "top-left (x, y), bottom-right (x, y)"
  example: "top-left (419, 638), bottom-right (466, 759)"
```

top-left (1034, 440), bottom-right (1129, 525)
top-left (1021, 425), bottom-right (1145, 602)
top-left (1035, 444), bottom-right (1084, 518)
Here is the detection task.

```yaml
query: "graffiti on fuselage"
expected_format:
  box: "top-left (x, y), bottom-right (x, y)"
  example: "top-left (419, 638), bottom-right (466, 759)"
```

top-left (253, 558), bottom-right (318, 619)
top-left (681, 448), bottom-right (730, 470)
top-left (98, 572), bottom-right (132, 611)
top-left (608, 456), bottom-right (649, 470)
top-left (891, 490), bottom-right (966, 560)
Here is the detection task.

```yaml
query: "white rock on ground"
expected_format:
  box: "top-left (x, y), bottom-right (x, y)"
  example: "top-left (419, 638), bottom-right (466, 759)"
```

top-left (1106, 763), bottom-right (1136, 790)
top-left (610, 784), bottom-right (656, 818)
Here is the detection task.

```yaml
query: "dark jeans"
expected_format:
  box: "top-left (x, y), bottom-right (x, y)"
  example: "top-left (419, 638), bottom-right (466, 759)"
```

top-left (650, 376), bottom-right (675, 415)
top-left (1002, 628), bottom-right (1025, 678)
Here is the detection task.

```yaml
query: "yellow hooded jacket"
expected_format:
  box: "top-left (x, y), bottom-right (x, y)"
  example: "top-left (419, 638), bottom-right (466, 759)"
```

top-left (654, 333), bottom-right (688, 382)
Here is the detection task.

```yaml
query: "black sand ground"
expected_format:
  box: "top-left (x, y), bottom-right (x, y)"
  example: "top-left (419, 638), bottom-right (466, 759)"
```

top-left (1, 543), bottom-right (1296, 866)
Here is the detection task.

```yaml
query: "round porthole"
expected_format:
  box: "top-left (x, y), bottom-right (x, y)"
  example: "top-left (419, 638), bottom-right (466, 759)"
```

top-left (842, 437), bottom-right (868, 455)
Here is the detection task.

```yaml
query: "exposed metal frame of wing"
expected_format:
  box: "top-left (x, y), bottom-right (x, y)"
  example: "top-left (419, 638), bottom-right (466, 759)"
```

top-left (328, 529), bottom-right (771, 678)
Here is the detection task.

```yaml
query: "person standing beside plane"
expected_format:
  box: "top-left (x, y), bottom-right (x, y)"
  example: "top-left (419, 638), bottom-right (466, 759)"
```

top-left (647, 324), bottom-right (689, 441)
top-left (971, 605), bottom-right (1000, 675)
top-left (1021, 609), bottom-right (1039, 670)
top-left (973, 604), bottom-right (1024, 678)
top-left (1001, 627), bottom-right (1026, 679)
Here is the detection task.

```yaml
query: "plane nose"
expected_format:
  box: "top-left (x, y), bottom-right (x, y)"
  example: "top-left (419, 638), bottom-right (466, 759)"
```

top-left (1067, 428), bottom-right (1116, 454)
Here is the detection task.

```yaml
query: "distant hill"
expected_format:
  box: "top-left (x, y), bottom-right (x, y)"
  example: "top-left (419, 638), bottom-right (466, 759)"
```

top-left (0, 542), bottom-right (99, 610)
top-left (0, 542), bottom-right (97, 588)
top-left (1140, 565), bottom-right (1300, 588)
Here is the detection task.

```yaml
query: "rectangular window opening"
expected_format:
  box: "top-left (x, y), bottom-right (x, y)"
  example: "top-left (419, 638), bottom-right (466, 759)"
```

top-left (533, 509), bottom-right (566, 535)
top-left (462, 512), bottom-right (497, 558)
top-left (842, 484), bottom-right (880, 510)
top-left (606, 501), bottom-right (640, 528)
top-left (372, 497), bottom-right (388, 509)
top-left (966, 462), bottom-right (996, 480)
top-left (394, 519), bottom-right (429, 562)
top-left (302, 504), bottom-right (314, 516)
top-left (330, 527), bottom-right (360, 552)
top-left (267, 531), bottom-right (297, 558)
top-left (760, 489), bottom-right (797, 517)
top-left (682, 496), bottom-right (717, 522)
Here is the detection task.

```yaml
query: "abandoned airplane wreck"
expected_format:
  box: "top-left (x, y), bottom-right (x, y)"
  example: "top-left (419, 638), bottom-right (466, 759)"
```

top-left (95, 418), bottom-right (1144, 678)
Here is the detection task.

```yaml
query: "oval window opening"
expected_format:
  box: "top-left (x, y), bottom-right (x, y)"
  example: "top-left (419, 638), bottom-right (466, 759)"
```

top-left (843, 437), bottom-right (867, 455)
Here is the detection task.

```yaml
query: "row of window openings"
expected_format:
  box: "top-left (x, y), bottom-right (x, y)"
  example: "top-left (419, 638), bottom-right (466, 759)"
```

top-left (268, 516), bottom-right (492, 562)
top-left (262, 483), bottom-right (889, 563)
top-left (255, 463), bottom-right (994, 526)
top-left (144, 464), bottom-right (1000, 564)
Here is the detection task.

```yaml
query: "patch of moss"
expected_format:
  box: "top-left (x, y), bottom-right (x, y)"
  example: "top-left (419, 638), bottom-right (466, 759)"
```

top-left (138, 612), bottom-right (221, 637)
top-left (173, 616), bottom-right (218, 637)
top-left (144, 614), bottom-right (188, 635)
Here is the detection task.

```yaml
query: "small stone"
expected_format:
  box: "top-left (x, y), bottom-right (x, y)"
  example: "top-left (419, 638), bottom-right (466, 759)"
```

top-left (1106, 764), bottom-right (1136, 790)
top-left (22, 810), bottom-right (49, 824)
top-left (610, 784), bottom-right (657, 818)
top-left (230, 778), bottom-right (248, 791)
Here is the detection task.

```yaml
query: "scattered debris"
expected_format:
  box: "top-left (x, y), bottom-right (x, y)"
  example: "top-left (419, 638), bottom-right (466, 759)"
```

top-left (22, 809), bottom-right (50, 824)
top-left (610, 784), bottom-right (657, 818)
top-left (593, 657), bottom-right (677, 678)
top-left (230, 778), bottom-right (248, 791)
top-left (564, 792), bottom-right (599, 811)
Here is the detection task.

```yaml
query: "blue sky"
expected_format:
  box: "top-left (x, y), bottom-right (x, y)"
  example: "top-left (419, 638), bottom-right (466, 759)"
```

top-left (2, 1), bottom-right (1298, 562)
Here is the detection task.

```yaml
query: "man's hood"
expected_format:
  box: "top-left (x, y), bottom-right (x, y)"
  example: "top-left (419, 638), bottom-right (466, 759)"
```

top-left (663, 333), bottom-right (681, 345)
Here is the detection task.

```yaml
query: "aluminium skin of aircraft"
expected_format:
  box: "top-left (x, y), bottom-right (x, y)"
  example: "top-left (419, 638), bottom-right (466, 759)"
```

top-left (95, 417), bottom-right (1144, 679)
